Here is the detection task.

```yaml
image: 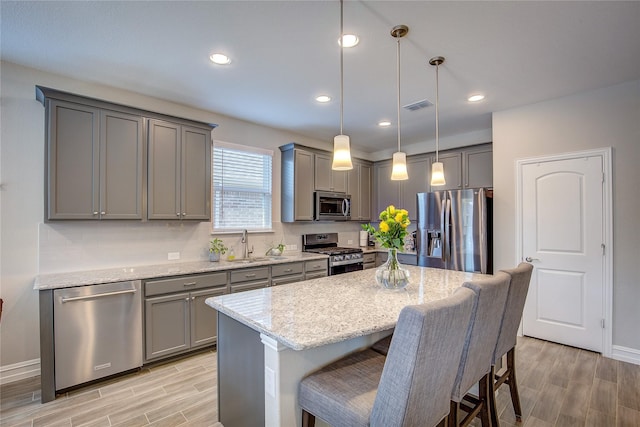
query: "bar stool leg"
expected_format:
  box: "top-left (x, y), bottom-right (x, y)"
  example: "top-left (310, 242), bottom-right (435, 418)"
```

top-left (302, 409), bottom-right (316, 427)
top-left (506, 348), bottom-right (522, 421)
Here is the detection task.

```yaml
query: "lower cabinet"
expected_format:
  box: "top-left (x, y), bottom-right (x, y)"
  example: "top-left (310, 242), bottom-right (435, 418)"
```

top-left (304, 259), bottom-right (329, 280)
top-left (363, 253), bottom-right (376, 270)
top-left (144, 272), bottom-right (227, 362)
top-left (230, 266), bottom-right (270, 293)
top-left (271, 262), bottom-right (304, 286)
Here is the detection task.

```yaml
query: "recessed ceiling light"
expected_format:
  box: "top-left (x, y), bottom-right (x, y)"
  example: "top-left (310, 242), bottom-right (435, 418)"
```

top-left (339, 34), bottom-right (359, 48)
top-left (468, 94), bottom-right (485, 102)
top-left (378, 120), bottom-right (391, 127)
top-left (316, 95), bottom-right (331, 103)
top-left (209, 53), bottom-right (231, 65)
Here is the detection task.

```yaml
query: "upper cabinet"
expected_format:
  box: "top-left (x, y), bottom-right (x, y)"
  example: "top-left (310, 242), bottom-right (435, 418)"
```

top-left (279, 143), bottom-right (372, 222)
top-left (430, 151), bottom-right (463, 191)
top-left (373, 157), bottom-right (429, 221)
top-left (37, 86), bottom-right (216, 221)
top-left (430, 145), bottom-right (492, 190)
top-left (347, 160), bottom-right (372, 221)
top-left (45, 99), bottom-right (144, 220)
top-left (147, 120), bottom-right (211, 220)
top-left (314, 153), bottom-right (347, 193)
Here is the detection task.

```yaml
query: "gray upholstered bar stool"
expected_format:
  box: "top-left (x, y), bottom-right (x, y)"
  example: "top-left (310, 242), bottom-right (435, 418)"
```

top-left (488, 262), bottom-right (534, 426)
top-left (298, 287), bottom-right (478, 427)
top-left (448, 272), bottom-right (511, 427)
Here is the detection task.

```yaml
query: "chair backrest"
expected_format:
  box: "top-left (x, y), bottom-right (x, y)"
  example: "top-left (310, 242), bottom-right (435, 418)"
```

top-left (450, 272), bottom-right (511, 401)
top-left (370, 287), bottom-right (477, 427)
top-left (493, 262), bottom-right (534, 364)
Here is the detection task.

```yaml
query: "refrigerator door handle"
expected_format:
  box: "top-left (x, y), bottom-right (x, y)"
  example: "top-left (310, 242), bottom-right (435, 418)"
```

top-left (442, 198), bottom-right (451, 263)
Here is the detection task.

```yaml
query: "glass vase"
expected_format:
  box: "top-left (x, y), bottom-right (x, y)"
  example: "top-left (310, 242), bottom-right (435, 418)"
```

top-left (375, 248), bottom-right (410, 290)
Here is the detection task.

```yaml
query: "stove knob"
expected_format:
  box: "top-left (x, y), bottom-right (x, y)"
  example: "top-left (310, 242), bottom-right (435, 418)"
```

top-left (334, 255), bottom-right (343, 262)
top-left (344, 254), bottom-right (351, 260)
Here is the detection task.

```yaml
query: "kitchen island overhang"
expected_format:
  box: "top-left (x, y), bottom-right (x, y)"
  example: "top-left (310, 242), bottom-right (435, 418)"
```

top-left (207, 266), bottom-right (489, 427)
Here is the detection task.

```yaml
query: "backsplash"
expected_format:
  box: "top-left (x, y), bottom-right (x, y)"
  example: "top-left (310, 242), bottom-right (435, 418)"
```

top-left (37, 220), bottom-right (368, 274)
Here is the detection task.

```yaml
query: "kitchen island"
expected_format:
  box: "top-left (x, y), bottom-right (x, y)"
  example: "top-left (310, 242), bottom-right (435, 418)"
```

top-left (206, 265), bottom-right (488, 427)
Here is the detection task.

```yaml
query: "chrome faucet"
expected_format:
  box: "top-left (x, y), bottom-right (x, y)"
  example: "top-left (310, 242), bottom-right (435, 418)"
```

top-left (241, 229), bottom-right (253, 259)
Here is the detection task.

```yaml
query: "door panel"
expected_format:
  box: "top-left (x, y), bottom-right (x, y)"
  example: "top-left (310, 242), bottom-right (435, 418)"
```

top-left (522, 155), bottom-right (603, 352)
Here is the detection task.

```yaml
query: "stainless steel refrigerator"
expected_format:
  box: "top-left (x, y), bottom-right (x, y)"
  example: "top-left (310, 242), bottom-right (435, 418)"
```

top-left (416, 188), bottom-right (492, 274)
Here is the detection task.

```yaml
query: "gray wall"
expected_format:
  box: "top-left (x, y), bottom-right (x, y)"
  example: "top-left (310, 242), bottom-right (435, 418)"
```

top-left (493, 79), bottom-right (640, 352)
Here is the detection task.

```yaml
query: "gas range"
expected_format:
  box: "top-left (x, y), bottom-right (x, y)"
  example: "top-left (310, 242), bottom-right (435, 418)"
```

top-left (302, 233), bottom-right (364, 275)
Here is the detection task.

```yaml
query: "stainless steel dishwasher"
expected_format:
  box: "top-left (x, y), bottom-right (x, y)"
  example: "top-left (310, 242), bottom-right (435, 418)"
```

top-left (53, 280), bottom-right (143, 390)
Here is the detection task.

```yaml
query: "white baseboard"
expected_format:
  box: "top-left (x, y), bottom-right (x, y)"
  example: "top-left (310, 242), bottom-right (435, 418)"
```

top-left (611, 345), bottom-right (640, 366)
top-left (0, 358), bottom-right (40, 385)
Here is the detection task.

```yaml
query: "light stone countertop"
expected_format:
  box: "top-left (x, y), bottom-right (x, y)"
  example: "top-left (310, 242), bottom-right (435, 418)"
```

top-left (34, 252), bottom-right (328, 290)
top-left (206, 266), bottom-right (488, 351)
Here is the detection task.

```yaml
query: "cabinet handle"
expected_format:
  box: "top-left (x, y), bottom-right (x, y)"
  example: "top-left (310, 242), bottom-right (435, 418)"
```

top-left (185, 297), bottom-right (189, 302)
top-left (191, 296), bottom-right (195, 301)
top-left (176, 213), bottom-right (181, 217)
top-left (183, 282), bottom-right (197, 287)
top-left (182, 212), bottom-right (186, 216)
top-left (245, 273), bottom-right (256, 278)
top-left (284, 268), bottom-right (292, 272)
top-left (93, 211), bottom-right (99, 215)
top-left (101, 211), bottom-right (106, 215)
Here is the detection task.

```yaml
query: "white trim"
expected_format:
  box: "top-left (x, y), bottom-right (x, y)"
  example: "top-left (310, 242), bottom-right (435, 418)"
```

top-left (515, 147), bottom-right (613, 358)
top-left (611, 345), bottom-right (640, 366)
top-left (0, 358), bottom-right (40, 385)
top-left (213, 139), bottom-right (274, 157)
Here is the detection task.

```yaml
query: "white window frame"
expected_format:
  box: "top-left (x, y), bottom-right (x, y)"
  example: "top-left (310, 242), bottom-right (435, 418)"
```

top-left (211, 140), bottom-right (274, 233)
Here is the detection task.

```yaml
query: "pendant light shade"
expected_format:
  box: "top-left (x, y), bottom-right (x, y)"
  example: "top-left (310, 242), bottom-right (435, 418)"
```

top-left (332, 0), bottom-right (353, 171)
top-left (390, 24), bottom-right (409, 181)
top-left (332, 134), bottom-right (353, 170)
top-left (430, 56), bottom-right (446, 186)
top-left (391, 152), bottom-right (409, 180)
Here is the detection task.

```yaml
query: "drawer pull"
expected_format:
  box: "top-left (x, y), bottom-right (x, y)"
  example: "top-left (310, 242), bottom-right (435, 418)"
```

top-left (284, 268), bottom-right (292, 273)
top-left (183, 282), bottom-right (197, 287)
top-left (245, 273), bottom-right (256, 278)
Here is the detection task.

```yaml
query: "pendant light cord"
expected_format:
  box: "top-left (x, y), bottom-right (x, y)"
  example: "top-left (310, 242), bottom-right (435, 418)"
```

top-left (435, 61), bottom-right (440, 162)
top-left (396, 37), bottom-right (401, 152)
top-left (339, 0), bottom-right (344, 135)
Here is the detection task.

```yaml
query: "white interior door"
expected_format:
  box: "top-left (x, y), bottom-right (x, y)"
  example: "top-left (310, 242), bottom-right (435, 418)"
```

top-left (521, 155), bottom-right (604, 352)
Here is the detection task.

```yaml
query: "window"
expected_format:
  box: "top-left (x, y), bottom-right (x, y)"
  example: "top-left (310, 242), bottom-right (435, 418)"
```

top-left (212, 141), bottom-right (273, 231)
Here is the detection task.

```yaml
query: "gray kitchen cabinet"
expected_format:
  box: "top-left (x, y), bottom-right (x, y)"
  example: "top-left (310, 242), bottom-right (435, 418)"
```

top-left (45, 100), bottom-right (144, 220)
top-left (363, 252), bottom-right (376, 269)
top-left (314, 153), bottom-right (347, 193)
top-left (144, 272), bottom-right (227, 361)
top-left (271, 262), bottom-right (304, 286)
top-left (374, 157), bottom-right (428, 220)
top-left (147, 119), bottom-right (212, 220)
top-left (230, 266), bottom-right (270, 293)
top-left (304, 259), bottom-right (329, 279)
top-left (347, 160), bottom-right (372, 221)
top-left (463, 145), bottom-right (493, 189)
top-left (431, 151), bottom-right (463, 191)
top-left (398, 253), bottom-right (418, 266)
top-left (374, 162), bottom-right (401, 216)
top-left (280, 147), bottom-right (314, 222)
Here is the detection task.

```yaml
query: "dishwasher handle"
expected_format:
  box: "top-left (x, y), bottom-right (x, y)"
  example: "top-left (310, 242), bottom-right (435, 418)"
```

top-left (60, 289), bottom-right (137, 303)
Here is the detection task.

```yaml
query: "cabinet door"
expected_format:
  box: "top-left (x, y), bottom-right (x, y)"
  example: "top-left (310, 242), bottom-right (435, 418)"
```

top-left (100, 110), bottom-right (144, 219)
top-left (181, 126), bottom-right (211, 220)
top-left (402, 157), bottom-right (430, 220)
top-left (145, 293), bottom-right (190, 361)
top-left (359, 163), bottom-right (372, 221)
top-left (432, 152), bottom-right (462, 191)
top-left (463, 147), bottom-right (493, 188)
top-left (375, 162), bottom-right (401, 215)
top-left (148, 119), bottom-right (181, 219)
top-left (294, 150), bottom-right (314, 220)
top-left (314, 153), bottom-right (347, 192)
top-left (47, 100), bottom-right (100, 219)
top-left (190, 288), bottom-right (225, 348)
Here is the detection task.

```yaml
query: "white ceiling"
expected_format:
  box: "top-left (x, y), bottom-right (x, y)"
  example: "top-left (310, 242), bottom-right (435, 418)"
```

top-left (2, 1), bottom-right (640, 155)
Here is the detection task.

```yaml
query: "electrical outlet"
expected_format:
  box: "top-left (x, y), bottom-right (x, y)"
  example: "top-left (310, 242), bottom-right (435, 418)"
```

top-left (168, 252), bottom-right (180, 260)
top-left (286, 244), bottom-right (298, 251)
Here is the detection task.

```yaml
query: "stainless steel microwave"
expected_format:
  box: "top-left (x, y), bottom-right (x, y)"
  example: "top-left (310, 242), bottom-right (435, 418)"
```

top-left (314, 192), bottom-right (351, 221)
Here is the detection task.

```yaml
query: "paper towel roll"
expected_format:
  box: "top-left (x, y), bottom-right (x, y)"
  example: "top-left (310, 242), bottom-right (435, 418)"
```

top-left (359, 230), bottom-right (368, 247)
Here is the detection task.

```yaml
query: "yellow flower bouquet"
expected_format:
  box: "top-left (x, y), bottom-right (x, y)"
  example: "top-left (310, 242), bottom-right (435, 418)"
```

top-left (362, 205), bottom-right (411, 290)
top-left (361, 205), bottom-right (410, 250)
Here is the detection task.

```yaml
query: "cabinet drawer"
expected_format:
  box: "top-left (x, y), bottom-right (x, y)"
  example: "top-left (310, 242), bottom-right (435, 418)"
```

top-left (305, 271), bottom-right (328, 280)
top-left (230, 267), bottom-right (269, 284)
top-left (145, 272), bottom-right (227, 297)
top-left (363, 253), bottom-right (376, 264)
top-left (271, 274), bottom-right (305, 287)
top-left (230, 281), bottom-right (269, 293)
top-left (271, 262), bottom-right (303, 278)
top-left (304, 259), bottom-right (328, 273)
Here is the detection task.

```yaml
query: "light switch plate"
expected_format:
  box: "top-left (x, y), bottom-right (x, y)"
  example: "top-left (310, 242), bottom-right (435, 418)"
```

top-left (168, 252), bottom-right (180, 260)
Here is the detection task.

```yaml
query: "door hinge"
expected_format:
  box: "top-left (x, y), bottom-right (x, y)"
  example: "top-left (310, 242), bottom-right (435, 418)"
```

top-left (601, 243), bottom-right (605, 255)
top-left (600, 318), bottom-right (605, 329)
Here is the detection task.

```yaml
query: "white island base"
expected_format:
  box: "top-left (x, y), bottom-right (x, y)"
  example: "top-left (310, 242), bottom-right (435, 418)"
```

top-left (217, 312), bottom-right (390, 427)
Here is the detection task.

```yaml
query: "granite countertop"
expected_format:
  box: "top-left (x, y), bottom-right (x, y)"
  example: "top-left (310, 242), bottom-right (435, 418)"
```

top-left (207, 266), bottom-right (487, 351)
top-left (34, 252), bottom-right (328, 290)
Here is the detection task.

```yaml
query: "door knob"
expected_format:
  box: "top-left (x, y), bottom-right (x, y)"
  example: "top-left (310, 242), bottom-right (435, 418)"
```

top-left (525, 257), bottom-right (539, 262)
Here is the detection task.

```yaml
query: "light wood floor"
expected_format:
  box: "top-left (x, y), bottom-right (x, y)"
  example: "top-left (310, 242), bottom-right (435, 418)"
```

top-left (1, 337), bottom-right (639, 427)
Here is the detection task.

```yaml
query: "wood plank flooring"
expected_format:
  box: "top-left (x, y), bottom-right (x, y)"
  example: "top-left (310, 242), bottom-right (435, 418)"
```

top-left (1, 337), bottom-right (639, 427)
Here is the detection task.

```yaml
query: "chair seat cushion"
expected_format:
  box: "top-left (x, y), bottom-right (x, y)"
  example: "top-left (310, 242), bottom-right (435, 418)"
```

top-left (299, 349), bottom-right (386, 427)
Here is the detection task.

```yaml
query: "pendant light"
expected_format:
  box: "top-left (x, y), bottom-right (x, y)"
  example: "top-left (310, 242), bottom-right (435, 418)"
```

top-left (430, 56), bottom-right (446, 186)
top-left (390, 25), bottom-right (409, 181)
top-left (332, 0), bottom-right (353, 171)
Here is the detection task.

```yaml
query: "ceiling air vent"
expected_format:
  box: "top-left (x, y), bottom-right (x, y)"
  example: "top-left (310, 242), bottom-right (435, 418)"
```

top-left (403, 99), bottom-right (433, 111)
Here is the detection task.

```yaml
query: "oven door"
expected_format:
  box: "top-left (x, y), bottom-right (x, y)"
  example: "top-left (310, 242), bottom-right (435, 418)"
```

top-left (315, 192), bottom-right (351, 221)
top-left (330, 262), bottom-right (363, 275)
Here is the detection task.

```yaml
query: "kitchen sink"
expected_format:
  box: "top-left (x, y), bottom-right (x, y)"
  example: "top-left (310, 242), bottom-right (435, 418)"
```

top-left (227, 257), bottom-right (271, 263)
